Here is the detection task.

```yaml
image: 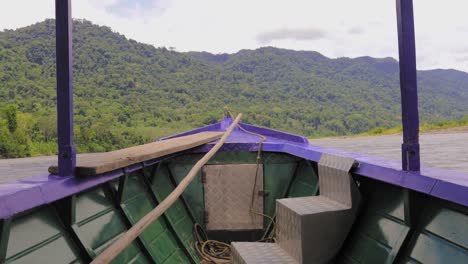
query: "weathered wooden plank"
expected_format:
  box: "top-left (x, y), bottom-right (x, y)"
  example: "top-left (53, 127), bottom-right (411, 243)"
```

top-left (48, 132), bottom-right (223, 177)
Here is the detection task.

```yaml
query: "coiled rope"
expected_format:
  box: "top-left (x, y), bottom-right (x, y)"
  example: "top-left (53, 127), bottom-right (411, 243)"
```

top-left (193, 223), bottom-right (231, 263)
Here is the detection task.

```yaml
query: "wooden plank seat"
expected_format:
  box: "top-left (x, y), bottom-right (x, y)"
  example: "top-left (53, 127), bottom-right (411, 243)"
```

top-left (48, 132), bottom-right (223, 177)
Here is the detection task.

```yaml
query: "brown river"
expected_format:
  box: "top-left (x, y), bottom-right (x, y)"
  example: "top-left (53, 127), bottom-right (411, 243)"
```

top-left (310, 129), bottom-right (468, 174)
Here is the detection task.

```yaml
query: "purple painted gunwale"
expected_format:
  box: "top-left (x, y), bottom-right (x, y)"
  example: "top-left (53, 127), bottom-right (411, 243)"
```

top-left (0, 118), bottom-right (467, 219)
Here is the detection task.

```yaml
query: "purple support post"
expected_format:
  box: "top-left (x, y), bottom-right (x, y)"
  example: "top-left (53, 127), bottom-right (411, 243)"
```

top-left (55, 0), bottom-right (76, 176)
top-left (396, 0), bottom-right (420, 172)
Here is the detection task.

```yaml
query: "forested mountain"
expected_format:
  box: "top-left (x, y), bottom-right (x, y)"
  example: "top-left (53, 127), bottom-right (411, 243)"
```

top-left (1, 19), bottom-right (467, 157)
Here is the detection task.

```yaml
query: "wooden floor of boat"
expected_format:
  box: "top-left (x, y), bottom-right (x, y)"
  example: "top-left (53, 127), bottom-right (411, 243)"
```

top-left (0, 131), bottom-right (222, 183)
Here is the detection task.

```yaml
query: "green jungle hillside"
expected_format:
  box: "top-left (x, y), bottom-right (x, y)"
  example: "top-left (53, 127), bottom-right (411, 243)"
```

top-left (1, 19), bottom-right (467, 157)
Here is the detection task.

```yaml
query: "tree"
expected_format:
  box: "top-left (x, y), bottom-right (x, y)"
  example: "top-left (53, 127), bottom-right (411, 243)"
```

top-left (4, 104), bottom-right (18, 133)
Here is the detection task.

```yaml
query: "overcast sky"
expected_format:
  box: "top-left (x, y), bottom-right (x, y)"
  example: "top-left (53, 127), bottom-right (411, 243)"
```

top-left (1, 0), bottom-right (468, 72)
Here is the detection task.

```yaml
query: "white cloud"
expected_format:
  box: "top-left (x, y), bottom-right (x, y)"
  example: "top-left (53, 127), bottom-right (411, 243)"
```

top-left (348, 27), bottom-right (364, 35)
top-left (257, 28), bottom-right (327, 44)
top-left (1, 0), bottom-right (468, 72)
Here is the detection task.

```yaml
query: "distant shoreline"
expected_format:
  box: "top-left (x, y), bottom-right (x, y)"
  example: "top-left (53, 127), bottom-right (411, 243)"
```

top-left (420, 125), bottom-right (468, 134)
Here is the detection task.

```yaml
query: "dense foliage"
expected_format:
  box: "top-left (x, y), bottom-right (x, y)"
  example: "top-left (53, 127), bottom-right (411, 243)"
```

top-left (0, 19), bottom-right (467, 158)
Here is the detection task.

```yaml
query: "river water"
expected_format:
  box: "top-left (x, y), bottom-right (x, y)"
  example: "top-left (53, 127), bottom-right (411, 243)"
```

top-left (309, 131), bottom-right (468, 174)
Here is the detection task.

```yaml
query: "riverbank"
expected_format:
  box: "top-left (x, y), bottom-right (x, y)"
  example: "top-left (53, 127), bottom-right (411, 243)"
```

top-left (312, 123), bottom-right (468, 140)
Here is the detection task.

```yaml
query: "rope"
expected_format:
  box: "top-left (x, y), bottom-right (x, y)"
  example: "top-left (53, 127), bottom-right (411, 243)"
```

top-left (191, 110), bottom-right (275, 263)
top-left (91, 114), bottom-right (242, 264)
top-left (225, 110), bottom-right (276, 240)
top-left (193, 224), bottom-right (231, 263)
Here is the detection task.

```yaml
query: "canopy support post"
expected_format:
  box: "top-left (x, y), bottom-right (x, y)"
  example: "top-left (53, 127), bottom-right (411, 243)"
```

top-left (396, 0), bottom-right (420, 172)
top-left (56, 0), bottom-right (76, 176)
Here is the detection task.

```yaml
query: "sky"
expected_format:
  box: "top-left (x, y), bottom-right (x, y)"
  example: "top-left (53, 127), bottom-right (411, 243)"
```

top-left (1, 0), bottom-right (468, 72)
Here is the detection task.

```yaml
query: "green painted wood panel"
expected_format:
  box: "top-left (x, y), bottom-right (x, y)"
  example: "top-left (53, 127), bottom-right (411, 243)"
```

top-left (287, 160), bottom-right (319, 198)
top-left (117, 174), bottom-right (191, 264)
top-left (404, 203), bottom-right (468, 264)
top-left (263, 163), bottom-right (297, 221)
top-left (147, 164), bottom-right (200, 263)
top-left (168, 162), bottom-right (204, 224)
top-left (4, 206), bottom-right (82, 264)
top-left (73, 187), bottom-right (150, 263)
top-left (339, 181), bottom-right (410, 264)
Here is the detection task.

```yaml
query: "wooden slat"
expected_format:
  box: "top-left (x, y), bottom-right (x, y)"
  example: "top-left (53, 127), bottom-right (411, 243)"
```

top-left (48, 132), bottom-right (223, 177)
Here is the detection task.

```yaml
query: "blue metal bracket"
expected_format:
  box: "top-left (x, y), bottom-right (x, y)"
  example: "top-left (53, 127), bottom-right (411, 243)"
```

top-left (56, 0), bottom-right (76, 176)
top-left (396, 0), bottom-right (421, 172)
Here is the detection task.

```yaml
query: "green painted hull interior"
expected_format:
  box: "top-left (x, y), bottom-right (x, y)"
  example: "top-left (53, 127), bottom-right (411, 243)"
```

top-left (0, 151), bottom-right (467, 263)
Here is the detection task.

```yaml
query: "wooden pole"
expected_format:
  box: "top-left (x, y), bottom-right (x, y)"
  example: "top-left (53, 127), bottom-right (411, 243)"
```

top-left (91, 114), bottom-right (242, 264)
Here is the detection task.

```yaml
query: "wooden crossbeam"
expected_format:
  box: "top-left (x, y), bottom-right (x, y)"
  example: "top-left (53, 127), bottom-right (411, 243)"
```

top-left (48, 131), bottom-right (223, 177)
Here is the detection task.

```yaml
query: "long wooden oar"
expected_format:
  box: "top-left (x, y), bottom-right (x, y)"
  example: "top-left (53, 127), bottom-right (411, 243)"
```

top-left (91, 114), bottom-right (242, 264)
